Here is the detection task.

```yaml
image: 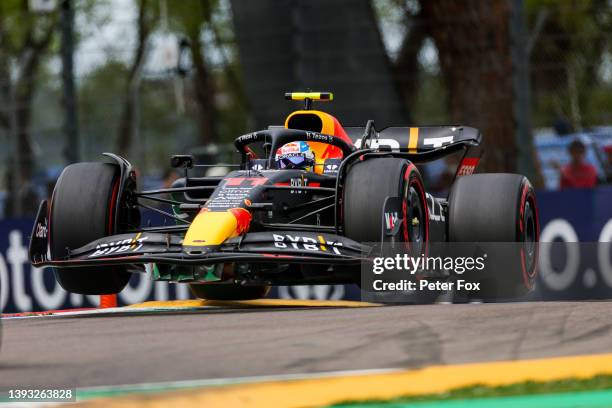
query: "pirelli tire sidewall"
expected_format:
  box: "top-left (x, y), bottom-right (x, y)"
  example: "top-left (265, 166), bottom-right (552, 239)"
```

top-left (448, 173), bottom-right (539, 300)
top-left (403, 164), bottom-right (429, 256)
top-left (50, 162), bottom-right (131, 295)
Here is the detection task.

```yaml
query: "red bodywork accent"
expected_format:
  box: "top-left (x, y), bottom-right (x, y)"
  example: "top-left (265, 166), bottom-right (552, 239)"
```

top-left (229, 208), bottom-right (253, 235)
top-left (456, 157), bottom-right (480, 177)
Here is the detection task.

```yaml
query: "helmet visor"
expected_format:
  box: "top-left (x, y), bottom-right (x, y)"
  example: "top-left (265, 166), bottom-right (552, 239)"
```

top-left (277, 155), bottom-right (309, 169)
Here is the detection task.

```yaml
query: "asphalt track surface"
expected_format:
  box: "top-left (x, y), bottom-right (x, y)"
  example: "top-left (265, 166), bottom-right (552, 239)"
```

top-left (1, 301), bottom-right (612, 389)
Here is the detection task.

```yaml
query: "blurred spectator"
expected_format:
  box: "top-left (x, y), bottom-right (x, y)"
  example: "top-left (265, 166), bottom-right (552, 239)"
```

top-left (558, 140), bottom-right (598, 189)
top-left (161, 169), bottom-right (180, 189)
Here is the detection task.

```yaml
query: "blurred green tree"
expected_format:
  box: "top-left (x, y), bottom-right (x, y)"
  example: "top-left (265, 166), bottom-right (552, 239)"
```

top-left (115, 0), bottom-right (159, 156)
top-left (419, 0), bottom-right (519, 173)
top-left (166, 0), bottom-right (249, 146)
top-left (376, 0), bottom-right (521, 173)
top-left (526, 0), bottom-right (612, 129)
top-left (0, 0), bottom-right (58, 215)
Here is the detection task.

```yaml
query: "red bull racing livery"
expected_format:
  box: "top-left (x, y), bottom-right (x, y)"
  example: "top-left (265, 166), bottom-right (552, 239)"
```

top-left (29, 92), bottom-right (539, 300)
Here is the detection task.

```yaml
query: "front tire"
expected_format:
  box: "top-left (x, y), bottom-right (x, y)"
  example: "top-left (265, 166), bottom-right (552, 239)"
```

top-left (50, 162), bottom-right (131, 295)
top-left (343, 158), bottom-right (429, 297)
top-left (343, 158), bottom-right (428, 247)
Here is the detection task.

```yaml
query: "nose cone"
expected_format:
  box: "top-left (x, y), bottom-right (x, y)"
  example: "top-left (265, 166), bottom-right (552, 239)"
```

top-left (183, 208), bottom-right (252, 247)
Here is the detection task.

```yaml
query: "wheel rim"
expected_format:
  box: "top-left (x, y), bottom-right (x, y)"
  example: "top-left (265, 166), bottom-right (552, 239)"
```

top-left (522, 200), bottom-right (537, 273)
top-left (405, 184), bottom-right (425, 255)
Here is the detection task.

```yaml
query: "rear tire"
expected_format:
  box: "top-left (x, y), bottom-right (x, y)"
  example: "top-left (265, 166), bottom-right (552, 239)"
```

top-left (448, 173), bottom-right (539, 299)
top-left (189, 283), bottom-right (270, 300)
top-left (50, 162), bottom-right (131, 295)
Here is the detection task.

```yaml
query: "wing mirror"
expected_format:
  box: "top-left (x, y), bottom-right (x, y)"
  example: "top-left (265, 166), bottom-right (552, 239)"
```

top-left (170, 155), bottom-right (194, 169)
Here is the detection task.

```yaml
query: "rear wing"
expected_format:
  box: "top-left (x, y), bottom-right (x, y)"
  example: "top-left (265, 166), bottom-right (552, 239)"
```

top-left (345, 125), bottom-right (481, 152)
top-left (266, 124), bottom-right (483, 177)
top-left (345, 124), bottom-right (483, 178)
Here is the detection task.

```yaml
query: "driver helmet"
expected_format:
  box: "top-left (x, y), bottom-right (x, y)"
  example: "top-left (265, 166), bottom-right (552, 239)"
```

top-left (274, 141), bottom-right (315, 171)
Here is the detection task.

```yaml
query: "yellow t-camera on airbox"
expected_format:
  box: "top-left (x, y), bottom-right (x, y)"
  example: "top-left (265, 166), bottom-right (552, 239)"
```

top-left (285, 92), bottom-right (333, 110)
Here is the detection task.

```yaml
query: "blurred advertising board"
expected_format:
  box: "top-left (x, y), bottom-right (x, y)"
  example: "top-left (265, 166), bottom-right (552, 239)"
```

top-left (533, 186), bottom-right (612, 300)
top-left (0, 219), bottom-right (193, 313)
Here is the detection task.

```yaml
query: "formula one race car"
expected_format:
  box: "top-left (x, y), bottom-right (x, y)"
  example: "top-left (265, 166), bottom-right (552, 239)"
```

top-left (29, 92), bottom-right (539, 300)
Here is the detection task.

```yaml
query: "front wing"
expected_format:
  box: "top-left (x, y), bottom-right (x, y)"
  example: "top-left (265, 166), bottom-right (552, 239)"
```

top-left (30, 202), bottom-right (368, 268)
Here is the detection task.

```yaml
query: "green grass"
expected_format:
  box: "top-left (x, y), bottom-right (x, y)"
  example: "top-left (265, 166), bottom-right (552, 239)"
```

top-left (330, 375), bottom-right (612, 407)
